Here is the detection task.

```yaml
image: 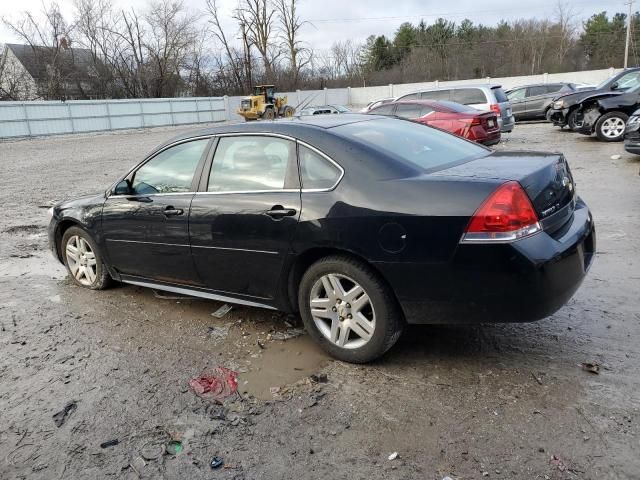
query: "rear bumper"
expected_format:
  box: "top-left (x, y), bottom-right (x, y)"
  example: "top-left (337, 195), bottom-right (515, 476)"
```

top-left (480, 132), bottom-right (501, 146)
top-left (375, 199), bottom-right (595, 324)
top-left (499, 115), bottom-right (515, 133)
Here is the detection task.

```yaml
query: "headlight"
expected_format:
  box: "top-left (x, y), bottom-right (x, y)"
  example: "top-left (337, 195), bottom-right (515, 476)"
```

top-left (47, 207), bottom-right (54, 218)
top-left (553, 100), bottom-right (565, 109)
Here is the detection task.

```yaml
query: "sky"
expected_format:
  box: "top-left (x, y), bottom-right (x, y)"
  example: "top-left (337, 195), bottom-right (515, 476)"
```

top-left (0, 0), bottom-right (621, 53)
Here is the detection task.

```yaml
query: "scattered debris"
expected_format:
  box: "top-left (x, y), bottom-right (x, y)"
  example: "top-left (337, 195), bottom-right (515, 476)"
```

top-left (100, 439), bottom-right (119, 448)
top-left (442, 477), bottom-right (455, 480)
top-left (610, 154), bottom-right (621, 160)
top-left (310, 373), bottom-right (328, 384)
top-left (140, 442), bottom-right (165, 461)
top-left (270, 328), bottom-right (305, 341)
top-left (581, 362), bottom-right (600, 374)
top-left (207, 325), bottom-right (230, 340)
top-left (189, 367), bottom-right (238, 402)
top-left (210, 456), bottom-right (224, 469)
top-left (212, 304), bottom-right (233, 318)
top-left (257, 340), bottom-right (265, 349)
top-left (550, 454), bottom-right (566, 471)
top-left (165, 441), bottom-right (183, 455)
top-left (52, 401), bottom-right (77, 427)
top-left (531, 372), bottom-right (543, 385)
top-left (388, 452), bottom-right (399, 461)
top-left (9, 253), bottom-right (34, 259)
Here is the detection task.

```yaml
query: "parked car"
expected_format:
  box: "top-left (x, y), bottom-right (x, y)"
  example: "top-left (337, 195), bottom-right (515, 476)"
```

top-left (549, 68), bottom-right (640, 130)
top-left (368, 99), bottom-right (501, 145)
top-left (574, 84), bottom-right (640, 141)
top-left (624, 109), bottom-right (640, 153)
top-left (299, 105), bottom-right (351, 115)
top-left (395, 85), bottom-right (515, 132)
top-left (506, 83), bottom-right (585, 121)
top-left (360, 97), bottom-right (395, 113)
top-left (47, 115), bottom-right (595, 363)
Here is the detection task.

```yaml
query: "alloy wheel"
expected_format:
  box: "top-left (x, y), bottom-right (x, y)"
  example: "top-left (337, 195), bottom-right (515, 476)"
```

top-left (65, 235), bottom-right (97, 286)
top-left (309, 273), bottom-right (376, 349)
top-left (601, 117), bottom-right (625, 138)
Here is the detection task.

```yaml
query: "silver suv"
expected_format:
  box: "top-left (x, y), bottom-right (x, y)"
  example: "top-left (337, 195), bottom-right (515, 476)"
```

top-left (396, 85), bottom-right (515, 132)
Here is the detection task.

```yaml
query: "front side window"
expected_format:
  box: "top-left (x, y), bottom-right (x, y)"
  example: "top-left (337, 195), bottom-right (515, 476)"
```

top-left (611, 71), bottom-right (640, 90)
top-left (132, 139), bottom-right (208, 195)
top-left (299, 145), bottom-right (341, 190)
top-left (527, 86), bottom-right (547, 97)
top-left (208, 136), bottom-right (295, 192)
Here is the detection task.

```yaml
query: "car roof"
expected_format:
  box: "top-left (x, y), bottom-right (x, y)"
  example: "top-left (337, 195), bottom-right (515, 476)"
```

top-left (155, 114), bottom-right (381, 151)
top-left (508, 82), bottom-right (569, 89)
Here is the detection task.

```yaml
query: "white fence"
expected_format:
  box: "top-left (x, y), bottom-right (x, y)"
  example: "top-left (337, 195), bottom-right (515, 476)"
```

top-left (0, 68), bottom-right (619, 138)
top-left (0, 97), bottom-right (228, 138)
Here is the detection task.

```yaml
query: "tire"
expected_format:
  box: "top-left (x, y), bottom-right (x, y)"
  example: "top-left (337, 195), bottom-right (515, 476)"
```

top-left (595, 111), bottom-right (628, 142)
top-left (298, 255), bottom-right (404, 363)
top-left (282, 106), bottom-right (295, 118)
top-left (262, 108), bottom-right (275, 120)
top-left (61, 226), bottom-right (112, 290)
top-left (567, 109), bottom-right (579, 130)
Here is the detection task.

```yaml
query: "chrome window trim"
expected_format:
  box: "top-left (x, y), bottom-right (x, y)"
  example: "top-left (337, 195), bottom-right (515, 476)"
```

top-left (106, 135), bottom-right (213, 197)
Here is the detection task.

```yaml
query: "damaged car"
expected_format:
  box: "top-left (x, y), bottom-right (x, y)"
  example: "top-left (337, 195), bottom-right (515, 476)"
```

top-left (623, 108), bottom-right (640, 154)
top-left (574, 84), bottom-right (640, 141)
top-left (549, 68), bottom-right (640, 130)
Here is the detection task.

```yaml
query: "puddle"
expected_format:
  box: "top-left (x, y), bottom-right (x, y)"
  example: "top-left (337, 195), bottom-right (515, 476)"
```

top-left (239, 335), bottom-right (329, 400)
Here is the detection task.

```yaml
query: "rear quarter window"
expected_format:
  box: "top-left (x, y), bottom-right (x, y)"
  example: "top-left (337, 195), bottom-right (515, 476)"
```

top-left (492, 87), bottom-right (509, 103)
top-left (420, 90), bottom-right (451, 101)
top-left (452, 88), bottom-right (487, 105)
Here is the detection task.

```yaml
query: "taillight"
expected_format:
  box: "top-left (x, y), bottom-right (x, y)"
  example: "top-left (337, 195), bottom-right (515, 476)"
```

top-left (490, 104), bottom-right (501, 115)
top-left (461, 181), bottom-right (541, 243)
top-left (461, 117), bottom-right (482, 126)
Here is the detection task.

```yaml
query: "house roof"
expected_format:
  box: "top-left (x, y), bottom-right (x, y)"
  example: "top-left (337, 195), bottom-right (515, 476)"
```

top-left (5, 43), bottom-right (96, 82)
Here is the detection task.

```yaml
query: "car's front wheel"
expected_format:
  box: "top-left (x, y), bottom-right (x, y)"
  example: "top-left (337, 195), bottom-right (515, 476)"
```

top-left (61, 226), bottom-right (112, 290)
top-left (595, 111), bottom-right (628, 142)
top-left (298, 255), bottom-right (404, 363)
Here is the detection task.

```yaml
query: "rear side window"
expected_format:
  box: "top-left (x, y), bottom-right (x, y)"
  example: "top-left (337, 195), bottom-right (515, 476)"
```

top-left (452, 88), bottom-right (486, 105)
top-left (335, 118), bottom-right (488, 172)
top-left (398, 93), bottom-right (419, 101)
top-left (546, 84), bottom-right (565, 93)
top-left (208, 136), bottom-right (296, 192)
top-left (132, 139), bottom-right (208, 195)
top-left (492, 87), bottom-right (509, 103)
top-left (421, 90), bottom-right (450, 101)
top-left (507, 88), bottom-right (526, 101)
top-left (395, 103), bottom-right (424, 119)
top-left (370, 104), bottom-right (395, 115)
top-left (527, 86), bottom-right (547, 97)
top-left (299, 145), bottom-right (341, 190)
top-left (436, 100), bottom-right (478, 113)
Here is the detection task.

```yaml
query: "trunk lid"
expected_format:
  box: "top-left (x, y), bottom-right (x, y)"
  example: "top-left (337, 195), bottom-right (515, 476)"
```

top-left (432, 151), bottom-right (576, 235)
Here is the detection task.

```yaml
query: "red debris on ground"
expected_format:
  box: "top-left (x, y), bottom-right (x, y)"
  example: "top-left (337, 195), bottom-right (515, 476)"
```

top-left (189, 367), bottom-right (238, 402)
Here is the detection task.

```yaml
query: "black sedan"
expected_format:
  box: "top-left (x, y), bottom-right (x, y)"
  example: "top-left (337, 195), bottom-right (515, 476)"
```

top-left (624, 109), bottom-right (640, 154)
top-left (48, 115), bottom-right (595, 363)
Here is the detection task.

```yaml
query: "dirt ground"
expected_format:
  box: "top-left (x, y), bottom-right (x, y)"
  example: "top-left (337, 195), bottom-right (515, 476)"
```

top-left (0, 122), bottom-right (639, 480)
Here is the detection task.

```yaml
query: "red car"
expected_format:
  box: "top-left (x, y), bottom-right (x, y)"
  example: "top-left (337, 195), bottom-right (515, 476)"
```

top-left (368, 100), bottom-right (501, 146)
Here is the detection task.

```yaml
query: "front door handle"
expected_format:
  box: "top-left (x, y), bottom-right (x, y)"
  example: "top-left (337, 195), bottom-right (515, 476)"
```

top-left (266, 205), bottom-right (297, 219)
top-left (163, 206), bottom-right (184, 217)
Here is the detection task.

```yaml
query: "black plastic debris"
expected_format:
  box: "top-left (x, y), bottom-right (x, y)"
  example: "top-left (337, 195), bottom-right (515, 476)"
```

top-left (100, 439), bottom-right (119, 448)
top-left (210, 456), bottom-right (224, 469)
top-left (53, 401), bottom-right (77, 427)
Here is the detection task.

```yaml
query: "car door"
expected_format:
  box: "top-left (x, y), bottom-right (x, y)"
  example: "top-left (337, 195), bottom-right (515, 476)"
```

top-left (507, 88), bottom-right (527, 118)
top-left (189, 134), bottom-right (301, 301)
top-left (524, 85), bottom-right (549, 117)
top-left (102, 137), bottom-right (212, 283)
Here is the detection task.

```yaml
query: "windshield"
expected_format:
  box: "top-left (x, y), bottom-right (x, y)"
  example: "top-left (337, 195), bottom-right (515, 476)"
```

top-left (597, 71), bottom-right (640, 91)
top-left (334, 118), bottom-right (489, 172)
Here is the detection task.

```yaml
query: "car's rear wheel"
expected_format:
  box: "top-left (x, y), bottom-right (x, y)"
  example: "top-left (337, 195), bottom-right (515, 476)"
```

top-left (298, 255), bottom-right (403, 363)
top-left (595, 112), bottom-right (628, 142)
top-left (62, 226), bottom-right (112, 290)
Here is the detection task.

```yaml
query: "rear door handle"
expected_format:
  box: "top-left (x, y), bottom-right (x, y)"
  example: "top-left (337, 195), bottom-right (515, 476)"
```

top-left (266, 206), bottom-right (297, 219)
top-left (163, 206), bottom-right (184, 217)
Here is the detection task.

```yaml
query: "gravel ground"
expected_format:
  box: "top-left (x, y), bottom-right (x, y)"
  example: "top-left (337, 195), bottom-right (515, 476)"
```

top-left (0, 122), bottom-right (639, 480)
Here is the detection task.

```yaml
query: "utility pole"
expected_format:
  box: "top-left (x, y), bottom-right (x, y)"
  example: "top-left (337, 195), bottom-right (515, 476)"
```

top-left (625, 0), bottom-right (634, 68)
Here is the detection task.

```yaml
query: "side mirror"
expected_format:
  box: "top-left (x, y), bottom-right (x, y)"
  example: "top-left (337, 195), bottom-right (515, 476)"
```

top-left (611, 82), bottom-right (619, 91)
top-left (113, 179), bottom-right (132, 196)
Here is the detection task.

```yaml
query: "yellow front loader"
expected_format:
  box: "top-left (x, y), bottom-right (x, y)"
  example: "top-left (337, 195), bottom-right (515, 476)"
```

top-left (237, 85), bottom-right (295, 121)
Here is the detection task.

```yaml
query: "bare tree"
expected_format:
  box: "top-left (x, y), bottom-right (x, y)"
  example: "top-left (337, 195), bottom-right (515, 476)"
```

top-left (274, 0), bottom-right (310, 88)
top-left (205, 0), bottom-right (245, 92)
top-left (236, 0), bottom-right (279, 83)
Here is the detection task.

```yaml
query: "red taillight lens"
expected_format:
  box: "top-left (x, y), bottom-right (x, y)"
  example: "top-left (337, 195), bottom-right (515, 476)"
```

top-left (461, 117), bottom-right (482, 126)
top-left (461, 181), bottom-right (541, 243)
top-left (490, 104), bottom-right (501, 115)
